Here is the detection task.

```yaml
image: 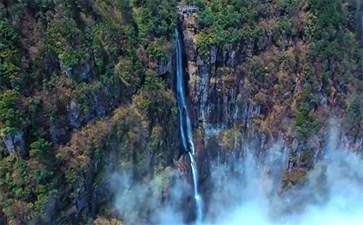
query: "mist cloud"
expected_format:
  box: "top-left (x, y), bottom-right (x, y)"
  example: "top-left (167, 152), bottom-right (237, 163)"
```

top-left (112, 125), bottom-right (363, 225)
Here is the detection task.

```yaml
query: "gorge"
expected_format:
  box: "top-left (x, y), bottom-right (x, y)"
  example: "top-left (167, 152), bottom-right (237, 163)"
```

top-left (0, 0), bottom-right (362, 225)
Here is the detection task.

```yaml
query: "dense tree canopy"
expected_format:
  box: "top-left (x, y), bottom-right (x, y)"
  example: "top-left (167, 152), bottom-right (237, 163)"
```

top-left (0, 0), bottom-right (361, 224)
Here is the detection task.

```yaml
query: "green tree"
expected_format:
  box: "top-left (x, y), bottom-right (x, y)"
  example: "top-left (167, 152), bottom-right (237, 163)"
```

top-left (29, 139), bottom-right (52, 163)
top-left (0, 89), bottom-right (24, 135)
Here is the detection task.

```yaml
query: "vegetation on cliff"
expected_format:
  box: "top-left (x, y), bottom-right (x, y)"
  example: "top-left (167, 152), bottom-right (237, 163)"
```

top-left (183, 0), bottom-right (362, 193)
top-left (0, 0), bottom-right (178, 224)
top-left (181, 0), bottom-right (362, 138)
top-left (0, 0), bottom-right (362, 224)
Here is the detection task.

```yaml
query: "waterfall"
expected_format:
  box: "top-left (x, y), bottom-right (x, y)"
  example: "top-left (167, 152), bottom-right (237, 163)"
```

top-left (175, 28), bottom-right (203, 223)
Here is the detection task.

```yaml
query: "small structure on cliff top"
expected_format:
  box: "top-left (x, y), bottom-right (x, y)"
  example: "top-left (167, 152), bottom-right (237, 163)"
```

top-left (177, 5), bottom-right (198, 16)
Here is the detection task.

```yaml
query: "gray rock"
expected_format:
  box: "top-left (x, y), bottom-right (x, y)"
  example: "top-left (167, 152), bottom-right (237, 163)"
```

top-left (75, 188), bottom-right (89, 219)
top-left (91, 91), bottom-right (106, 117)
top-left (158, 58), bottom-right (172, 75)
top-left (196, 56), bottom-right (204, 66)
top-left (3, 134), bottom-right (15, 155)
top-left (210, 46), bottom-right (217, 64)
top-left (50, 126), bottom-right (67, 144)
top-left (3, 130), bottom-right (26, 157)
top-left (227, 50), bottom-right (236, 66)
top-left (61, 58), bottom-right (95, 81)
top-left (67, 100), bottom-right (81, 128)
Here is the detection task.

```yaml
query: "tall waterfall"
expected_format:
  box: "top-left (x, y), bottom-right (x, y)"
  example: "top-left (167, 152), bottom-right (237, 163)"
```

top-left (175, 28), bottom-right (203, 223)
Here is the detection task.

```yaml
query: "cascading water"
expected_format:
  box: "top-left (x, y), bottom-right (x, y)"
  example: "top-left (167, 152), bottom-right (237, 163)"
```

top-left (175, 28), bottom-right (203, 223)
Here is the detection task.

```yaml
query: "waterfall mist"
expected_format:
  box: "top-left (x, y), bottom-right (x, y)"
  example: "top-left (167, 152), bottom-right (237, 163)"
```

top-left (206, 130), bottom-right (363, 225)
top-left (112, 125), bottom-right (363, 225)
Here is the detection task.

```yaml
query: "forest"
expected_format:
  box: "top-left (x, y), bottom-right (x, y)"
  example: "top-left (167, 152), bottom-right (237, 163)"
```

top-left (0, 0), bottom-right (362, 224)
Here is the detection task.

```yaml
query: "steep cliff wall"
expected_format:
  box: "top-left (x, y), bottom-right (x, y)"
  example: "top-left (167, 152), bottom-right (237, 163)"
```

top-left (0, 0), bottom-right (362, 224)
top-left (179, 0), bottom-right (363, 185)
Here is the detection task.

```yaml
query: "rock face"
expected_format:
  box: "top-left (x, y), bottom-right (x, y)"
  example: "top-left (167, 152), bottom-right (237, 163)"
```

top-left (67, 100), bottom-right (81, 128)
top-left (158, 58), bottom-right (173, 75)
top-left (177, 13), bottom-right (363, 217)
top-left (180, 16), bottom-right (262, 146)
top-left (178, 10), bottom-right (362, 174)
top-left (60, 58), bottom-right (95, 81)
top-left (3, 131), bottom-right (26, 157)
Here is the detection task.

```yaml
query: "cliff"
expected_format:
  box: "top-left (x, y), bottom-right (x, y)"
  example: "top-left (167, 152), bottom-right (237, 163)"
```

top-left (179, 0), bottom-right (363, 188)
top-left (0, 0), bottom-right (362, 224)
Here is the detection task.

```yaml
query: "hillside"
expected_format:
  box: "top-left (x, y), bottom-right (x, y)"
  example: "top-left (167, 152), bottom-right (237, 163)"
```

top-left (0, 0), bottom-right (362, 224)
